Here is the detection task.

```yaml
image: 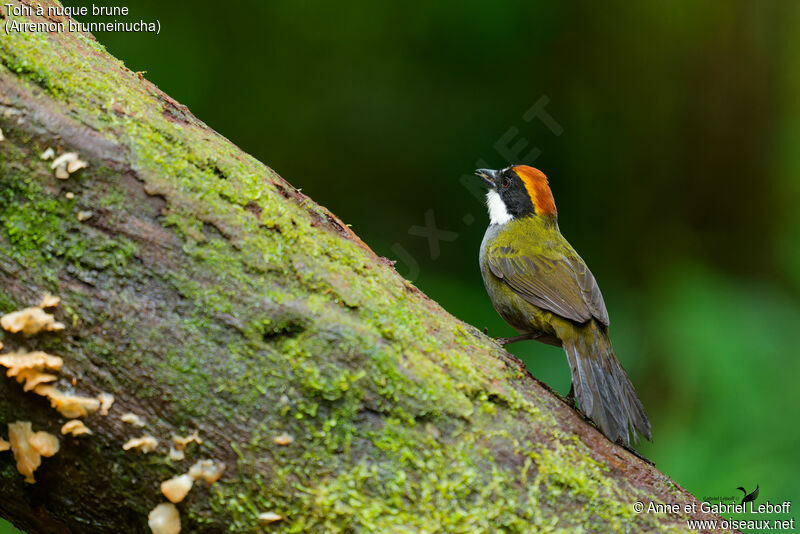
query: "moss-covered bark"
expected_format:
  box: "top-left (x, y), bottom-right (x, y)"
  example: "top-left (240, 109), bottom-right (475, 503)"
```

top-left (0, 2), bottom-right (734, 532)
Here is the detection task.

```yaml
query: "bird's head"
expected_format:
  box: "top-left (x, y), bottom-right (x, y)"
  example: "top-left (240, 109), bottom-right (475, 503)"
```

top-left (475, 165), bottom-right (557, 225)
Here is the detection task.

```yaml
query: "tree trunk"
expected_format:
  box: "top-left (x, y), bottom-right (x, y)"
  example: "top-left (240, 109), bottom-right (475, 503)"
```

top-left (0, 1), bottom-right (733, 532)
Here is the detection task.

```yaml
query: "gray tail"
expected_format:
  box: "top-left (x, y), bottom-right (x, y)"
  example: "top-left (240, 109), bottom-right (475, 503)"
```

top-left (560, 321), bottom-right (651, 446)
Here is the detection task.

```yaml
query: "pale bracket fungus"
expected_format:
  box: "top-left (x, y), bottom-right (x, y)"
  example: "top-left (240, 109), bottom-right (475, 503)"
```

top-left (61, 420), bottom-right (92, 436)
top-left (273, 433), bottom-right (294, 446)
top-left (0, 351), bottom-right (64, 374)
top-left (172, 430), bottom-right (202, 451)
top-left (167, 431), bottom-right (202, 462)
top-left (188, 459), bottom-right (226, 485)
top-left (168, 446), bottom-right (184, 462)
top-left (98, 392), bottom-right (115, 415)
top-left (159, 459), bottom-right (226, 505)
top-left (39, 293), bottom-right (61, 308)
top-left (148, 503), bottom-right (181, 534)
top-left (1, 307), bottom-right (65, 335)
top-left (0, 350), bottom-right (63, 392)
top-left (123, 434), bottom-right (159, 453)
top-left (120, 412), bottom-right (146, 426)
top-left (8, 421), bottom-right (60, 483)
top-left (15, 368), bottom-right (58, 391)
top-left (161, 473), bottom-right (194, 504)
top-left (51, 152), bottom-right (88, 180)
top-left (34, 385), bottom-right (102, 418)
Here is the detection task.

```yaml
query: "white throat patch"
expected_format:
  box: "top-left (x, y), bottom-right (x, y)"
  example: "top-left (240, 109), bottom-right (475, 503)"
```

top-left (486, 189), bottom-right (512, 225)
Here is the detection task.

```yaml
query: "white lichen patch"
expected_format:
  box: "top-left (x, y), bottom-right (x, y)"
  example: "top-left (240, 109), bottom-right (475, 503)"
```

top-left (161, 473), bottom-right (194, 503)
top-left (258, 512), bottom-right (284, 524)
top-left (34, 385), bottom-right (101, 418)
top-left (148, 503), bottom-right (181, 534)
top-left (39, 293), bottom-right (61, 309)
top-left (123, 434), bottom-right (158, 453)
top-left (77, 210), bottom-right (93, 222)
top-left (62, 420), bottom-right (92, 436)
top-left (97, 393), bottom-right (114, 415)
top-left (273, 433), bottom-right (293, 446)
top-left (51, 152), bottom-right (88, 180)
top-left (1, 307), bottom-right (65, 335)
top-left (40, 147), bottom-right (55, 160)
top-left (188, 459), bottom-right (226, 485)
top-left (120, 412), bottom-right (146, 427)
top-left (8, 421), bottom-right (59, 483)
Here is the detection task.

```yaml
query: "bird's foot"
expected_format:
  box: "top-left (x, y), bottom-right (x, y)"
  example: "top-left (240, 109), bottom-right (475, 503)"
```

top-left (496, 332), bottom-right (541, 346)
top-left (565, 384), bottom-right (577, 409)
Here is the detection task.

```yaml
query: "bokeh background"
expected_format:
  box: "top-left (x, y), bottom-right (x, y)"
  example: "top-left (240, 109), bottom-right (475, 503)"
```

top-left (3, 1), bottom-right (800, 531)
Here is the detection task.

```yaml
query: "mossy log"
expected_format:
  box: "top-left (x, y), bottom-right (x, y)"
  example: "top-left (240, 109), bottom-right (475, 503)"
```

top-left (0, 2), bottom-right (734, 533)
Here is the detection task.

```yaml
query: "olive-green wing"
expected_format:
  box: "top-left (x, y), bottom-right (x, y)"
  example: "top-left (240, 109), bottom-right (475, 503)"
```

top-left (487, 245), bottom-right (609, 326)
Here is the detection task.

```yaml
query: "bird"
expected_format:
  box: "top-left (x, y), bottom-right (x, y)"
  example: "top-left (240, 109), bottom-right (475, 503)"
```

top-left (474, 165), bottom-right (651, 446)
top-left (736, 485), bottom-right (759, 505)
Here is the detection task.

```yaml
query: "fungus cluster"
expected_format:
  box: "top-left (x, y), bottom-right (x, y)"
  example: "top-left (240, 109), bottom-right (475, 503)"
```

top-left (98, 393), bottom-right (115, 415)
top-left (34, 385), bottom-right (101, 418)
top-left (4, 421), bottom-right (60, 483)
top-left (50, 151), bottom-right (88, 179)
top-left (0, 296), bottom-right (114, 483)
top-left (159, 459), bottom-right (226, 504)
top-left (62, 420), bottom-right (92, 436)
top-left (1, 296), bottom-right (243, 530)
top-left (148, 503), bottom-right (181, 534)
top-left (169, 430), bottom-right (202, 461)
top-left (121, 412), bottom-right (146, 427)
top-left (1, 306), bottom-right (65, 335)
top-left (123, 434), bottom-right (159, 453)
top-left (149, 458), bottom-right (225, 534)
top-left (0, 350), bottom-right (63, 391)
top-left (39, 293), bottom-right (60, 308)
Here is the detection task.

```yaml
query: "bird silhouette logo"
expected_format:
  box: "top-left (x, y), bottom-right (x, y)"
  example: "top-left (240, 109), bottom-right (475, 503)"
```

top-left (736, 484), bottom-right (759, 505)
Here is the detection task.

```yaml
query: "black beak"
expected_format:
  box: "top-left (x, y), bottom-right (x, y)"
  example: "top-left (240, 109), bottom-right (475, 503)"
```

top-left (475, 168), bottom-right (497, 188)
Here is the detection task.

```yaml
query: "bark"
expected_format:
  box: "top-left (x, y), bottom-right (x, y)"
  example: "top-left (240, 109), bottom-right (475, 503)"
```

top-left (0, 1), bottom-right (734, 532)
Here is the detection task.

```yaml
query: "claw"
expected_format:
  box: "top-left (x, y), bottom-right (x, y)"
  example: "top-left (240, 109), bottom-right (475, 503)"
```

top-left (495, 332), bottom-right (541, 346)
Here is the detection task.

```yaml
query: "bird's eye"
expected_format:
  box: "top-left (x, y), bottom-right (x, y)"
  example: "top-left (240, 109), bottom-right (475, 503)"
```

top-left (502, 177), bottom-right (512, 190)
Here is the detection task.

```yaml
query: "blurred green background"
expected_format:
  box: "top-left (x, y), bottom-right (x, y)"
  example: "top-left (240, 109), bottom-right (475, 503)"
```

top-left (4, 0), bottom-right (800, 531)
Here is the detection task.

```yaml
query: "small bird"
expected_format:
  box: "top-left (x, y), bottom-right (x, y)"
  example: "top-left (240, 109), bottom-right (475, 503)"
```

top-left (475, 165), bottom-right (651, 446)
